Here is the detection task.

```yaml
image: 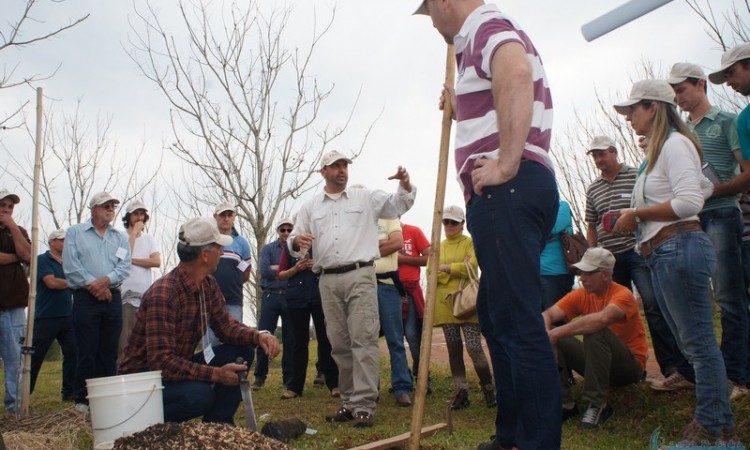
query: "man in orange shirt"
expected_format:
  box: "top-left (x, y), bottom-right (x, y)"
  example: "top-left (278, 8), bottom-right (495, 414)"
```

top-left (543, 247), bottom-right (647, 430)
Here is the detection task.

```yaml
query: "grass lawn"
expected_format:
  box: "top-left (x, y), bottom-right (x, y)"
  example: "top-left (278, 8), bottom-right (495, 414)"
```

top-left (9, 340), bottom-right (750, 450)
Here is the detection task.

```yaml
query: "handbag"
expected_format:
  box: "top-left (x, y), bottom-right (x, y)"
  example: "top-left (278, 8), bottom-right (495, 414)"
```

top-left (451, 261), bottom-right (479, 320)
top-left (560, 230), bottom-right (590, 274)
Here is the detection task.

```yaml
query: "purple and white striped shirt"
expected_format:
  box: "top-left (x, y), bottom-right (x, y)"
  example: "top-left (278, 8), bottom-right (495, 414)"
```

top-left (454, 4), bottom-right (553, 201)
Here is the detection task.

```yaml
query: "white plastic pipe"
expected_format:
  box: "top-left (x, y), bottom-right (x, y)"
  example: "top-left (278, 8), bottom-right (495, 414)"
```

top-left (581, 0), bottom-right (674, 42)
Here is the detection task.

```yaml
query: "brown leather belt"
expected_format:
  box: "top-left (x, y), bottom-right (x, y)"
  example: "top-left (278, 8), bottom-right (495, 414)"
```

top-left (640, 221), bottom-right (702, 258)
top-left (320, 260), bottom-right (374, 275)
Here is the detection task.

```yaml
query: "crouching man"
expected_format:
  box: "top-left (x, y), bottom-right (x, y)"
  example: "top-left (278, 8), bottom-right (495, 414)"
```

top-left (119, 217), bottom-right (280, 423)
top-left (543, 247), bottom-right (647, 430)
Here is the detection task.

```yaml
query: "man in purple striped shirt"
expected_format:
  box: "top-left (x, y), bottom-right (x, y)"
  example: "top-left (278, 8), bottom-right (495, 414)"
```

top-left (416, 1), bottom-right (561, 449)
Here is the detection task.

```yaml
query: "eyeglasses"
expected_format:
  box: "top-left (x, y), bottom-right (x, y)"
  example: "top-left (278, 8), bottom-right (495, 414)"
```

top-left (98, 203), bottom-right (117, 210)
top-left (442, 219), bottom-right (460, 226)
top-left (279, 228), bottom-right (293, 233)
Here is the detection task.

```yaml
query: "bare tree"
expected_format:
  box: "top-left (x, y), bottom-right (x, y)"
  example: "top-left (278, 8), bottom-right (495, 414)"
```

top-left (127, 0), bottom-right (373, 315)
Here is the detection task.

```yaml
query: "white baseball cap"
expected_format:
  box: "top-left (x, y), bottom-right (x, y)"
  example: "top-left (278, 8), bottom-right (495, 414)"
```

top-left (126, 199), bottom-right (148, 214)
top-left (708, 43), bottom-right (750, 84)
top-left (667, 62), bottom-right (706, 84)
top-left (214, 201), bottom-right (237, 215)
top-left (0, 189), bottom-right (20, 204)
top-left (48, 229), bottom-right (66, 241)
top-left (89, 192), bottom-right (120, 208)
top-left (320, 150), bottom-right (353, 170)
top-left (587, 136), bottom-right (616, 153)
top-left (614, 80), bottom-right (676, 115)
top-left (443, 205), bottom-right (465, 222)
top-left (573, 247), bottom-right (616, 272)
top-left (180, 217), bottom-right (233, 247)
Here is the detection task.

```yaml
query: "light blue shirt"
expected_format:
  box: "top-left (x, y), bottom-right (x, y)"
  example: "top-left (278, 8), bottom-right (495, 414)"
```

top-left (63, 220), bottom-right (131, 289)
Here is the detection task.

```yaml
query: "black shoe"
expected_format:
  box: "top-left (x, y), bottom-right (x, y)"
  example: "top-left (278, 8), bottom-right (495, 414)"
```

top-left (62, 393), bottom-right (76, 402)
top-left (579, 403), bottom-right (613, 429)
top-left (353, 411), bottom-right (374, 428)
top-left (313, 372), bottom-right (325, 386)
top-left (450, 388), bottom-right (470, 410)
top-left (395, 393), bottom-right (412, 407)
top-left (562, 404), bottom-right (579, 421)
top-left (325, 406), bottom-right (354, 422)
top-left (476, 436), bottom-right (504, 450)
top-left (482, 384), bottom-right (497, 408)
top-left (250, 377), bottom-right (265, 390)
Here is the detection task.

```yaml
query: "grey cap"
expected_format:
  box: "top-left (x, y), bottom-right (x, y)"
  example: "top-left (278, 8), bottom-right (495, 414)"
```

top-left (126, 199), bottom-right (148, 214)
top-left (320, 150), bottom-right (353, 170)
top-left (0, 189), bottom-right (20, 204)
top-left (587, 136), bottom-right (616, 153)
top-left (573, 247), bottom-right (616, 272)
top-left (89, 192), bottom-right (120, 208)
top-left (180, 217), bottom-right (233, 247)
top-left (614, 80), bottom-right (676, 115)
top-left (708, 43), bottom-right (750, 84)
top-left (667, 62), bottom-right (706, 84)
top-left (443, 205), bottom-right (465, 222)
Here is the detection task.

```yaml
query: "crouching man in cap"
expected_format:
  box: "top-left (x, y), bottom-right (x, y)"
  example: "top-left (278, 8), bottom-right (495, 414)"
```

top-left (119, 218), bottom-right (280, 423)
top-left (542, 247), bottom-right (647, 430)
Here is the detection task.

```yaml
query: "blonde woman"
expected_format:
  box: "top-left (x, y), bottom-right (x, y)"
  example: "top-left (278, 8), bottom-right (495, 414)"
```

top-left (612, 80), bottom-right (736, 444)
top-left (433, 205), bottom-right (494, 409)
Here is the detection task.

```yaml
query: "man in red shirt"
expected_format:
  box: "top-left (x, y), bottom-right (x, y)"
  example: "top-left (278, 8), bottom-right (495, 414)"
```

top-left (543, 247), bottom-right (647, 430)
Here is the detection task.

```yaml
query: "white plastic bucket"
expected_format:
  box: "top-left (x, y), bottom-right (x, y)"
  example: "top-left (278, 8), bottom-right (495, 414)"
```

top-left (86, 371), bottom-right (164, 446)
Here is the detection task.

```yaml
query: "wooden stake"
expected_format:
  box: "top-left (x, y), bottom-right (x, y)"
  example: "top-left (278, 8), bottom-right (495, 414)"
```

top-left (407, 45), bottom-right (455, 450)
top-left (348, 423), bottom-right (447, 450)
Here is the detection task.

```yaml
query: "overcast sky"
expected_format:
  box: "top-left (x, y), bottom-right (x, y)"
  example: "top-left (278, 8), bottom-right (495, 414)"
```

top-left (0, 0), bottom-right (742, 250)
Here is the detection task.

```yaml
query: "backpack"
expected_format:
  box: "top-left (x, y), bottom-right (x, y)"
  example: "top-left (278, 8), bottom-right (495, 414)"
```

top-left (560, 231), bottom-right (590, 274)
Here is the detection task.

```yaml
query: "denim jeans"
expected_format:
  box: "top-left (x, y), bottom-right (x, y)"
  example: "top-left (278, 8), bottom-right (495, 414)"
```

top-left (30, 316), bottom-right (78, 398)
top-left (403, 292), bottom-right (424, 378)
top-left (646, 230), bottom-right (734, 433)
top-left (742, 239), bottom-right (750, 385)
top-left (0, 308), bottom-right (25, 412)
top-left (254, 291), bottom-right (293, 385)
top-left (468, 161), bottom-right (561, 450)
top-left (162, 344), bottom-right (253, 423)
top-left (613, 249), bottom-right (683, 378)
top-left (699, 207), bottom-right (749, 385)
top-left (206, 303), bottom-right (243, 347)
top-left (377, 283), bottom-right (412, 395)
top-left (73, 289), bottom-right (122, 404)
top-left (540, 274), bottom-right (573, 311)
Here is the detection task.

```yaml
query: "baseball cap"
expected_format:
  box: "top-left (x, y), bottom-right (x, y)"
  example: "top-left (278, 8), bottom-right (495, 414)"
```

top-left (277, 217), bottom-right (294, 229)
top-left (214, 201), bottom-right (237, 215)
top-left (443, 205), bottom-right (465, 222)
top-left (666, 62), bottom-right (706, 84)
top-left (414, 1), bottom-right (427, 15)
top-left (613, 80), bottom-right (676, 115)
top-left (573, 247), bottom-right (616, 272)
top-left (0, 189), bottom-right (20, 204)
top-left (48, 229), bottom-right (66, 241)
top-left (179, 217), bottom-right (233, 247)
top-left (126, 199), bottom-right (148, 214)
top-left (708, 43), bottom-right (750, 84)
top-left (587, 136), bottom-right (616, 153)
top-left (89, 192), bottom-right (120, 208)
top-left (320, 150), bottom-right (353, 170)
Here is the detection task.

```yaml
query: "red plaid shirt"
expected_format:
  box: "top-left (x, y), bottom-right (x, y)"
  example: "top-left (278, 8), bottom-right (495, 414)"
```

top-left (119, 265), bottom-right (258, 382)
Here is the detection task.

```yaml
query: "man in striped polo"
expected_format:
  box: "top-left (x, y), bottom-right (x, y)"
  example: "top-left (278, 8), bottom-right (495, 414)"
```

top-left (584, 136), bottom-right (682, 390)
top-left (671, 62), bottom-right (750, 399)
top-left (417, 1), bottom-right (560, 449)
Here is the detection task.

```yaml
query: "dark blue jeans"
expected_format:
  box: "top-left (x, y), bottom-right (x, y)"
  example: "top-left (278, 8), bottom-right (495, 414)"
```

top-left (700, 207), bottom-right (749, 385)
top-left (73, 289), bottom-right (122, 404)
top-left (162, 344), bottom-right (253, 423)
top-left (30, 316), bottom-right (78, 397)
top-left (468, 161), bottom-right (561, 450)
top-left (613, 249), bottom-right (683, 378)
top-left (254, 290), bottom-right (293, 384)
top-left (377, 283), bottom-right (412, 395)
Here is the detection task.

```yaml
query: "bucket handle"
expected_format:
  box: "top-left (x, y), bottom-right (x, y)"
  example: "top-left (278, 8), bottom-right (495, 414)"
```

top-left (92, 383), bottom-right (159, 432)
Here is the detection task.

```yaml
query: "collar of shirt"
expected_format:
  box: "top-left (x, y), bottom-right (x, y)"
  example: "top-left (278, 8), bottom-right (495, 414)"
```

top-left (453, 3), bottom-right (500, 52)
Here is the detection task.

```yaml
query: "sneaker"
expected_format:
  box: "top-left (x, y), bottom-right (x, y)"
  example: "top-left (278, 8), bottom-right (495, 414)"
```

top-left (677, 419), bottom-right (722, 445)
top-left (74, 403), bottom-right (89, 414)
top-left (482, 384), bottom-right (497, 408)
top-left (395, 393), bottom-right (412, 407)
top-left (450, 388), bottom-right (470, 410)
top-left (250, 377), bottom-right (265, 390)
top-left (313, 372), bottom-right (325, 386)
top-left (330, 387), bottom-right (341, 398)
top-left (325, 406), bottom-right (354, 422)
top-left (579, 403), bottom-right (613, 429)
top-left (280, 390), bottom-right (298, 400)
top-left (62, 393), bottom-right (76, 402)
top-left (562, 404), bottom-right (579, 421)
top-left (352, 411), bottom-right (374, 428)
top-left (650, 372), bottom-right (694, 391)
top-left (728, 379), bottom-right (749, 401)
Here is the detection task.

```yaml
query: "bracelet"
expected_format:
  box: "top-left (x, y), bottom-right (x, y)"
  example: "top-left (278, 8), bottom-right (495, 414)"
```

top-left (633, 207), bottom-right (642, 223)
top-left (258, 330), bottom-right (271, 336)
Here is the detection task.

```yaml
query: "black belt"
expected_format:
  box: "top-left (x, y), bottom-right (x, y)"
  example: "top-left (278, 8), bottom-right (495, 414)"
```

top-left (320, 260), bottom-right (374, 275)
top-left (265, 288), bottom-right (286, 295)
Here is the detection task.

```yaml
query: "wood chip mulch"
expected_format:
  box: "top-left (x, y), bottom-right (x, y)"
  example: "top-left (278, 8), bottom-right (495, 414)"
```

top-left (112, 422), bottom-right (294, 450)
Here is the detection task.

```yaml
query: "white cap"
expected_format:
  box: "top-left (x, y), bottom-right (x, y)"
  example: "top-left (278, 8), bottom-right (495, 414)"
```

top-left (614, 80), bottom-right (676, 115)
top-left (587, 136), bottom-right (616, 153)
top-left (126, 199), bottom-right (148, 214)
top-left (320, 150), bottom-right (353, 170)
top-left (277, 217), bottom-right (294, 229)
top-left (572, 247), bottom-right (616, 272)
top-left (0, 189), bottom-right (20, 204)
top-left (443, 205), bottom-right (465, 222)
top-left (709, 43), bottom-right (750, 84)
top-left (667, 62), bottom-right (706, 84)
top-left (179, 217), bottom-right (233, 247)
top-left (48, 229), bottom-right (66, 241)
top-left (89, 192), bottom-right (120, 208)
top-left (214, 201), bottom-right (237, 215)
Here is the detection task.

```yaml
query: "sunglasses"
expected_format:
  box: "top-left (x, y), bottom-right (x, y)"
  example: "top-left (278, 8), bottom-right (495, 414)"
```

top-left (279, 228), bottom-right (293, 233)
top-left (442, 219), bottom-right (460, 226)
top-left (97, 203), bottom-right (117, 210)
